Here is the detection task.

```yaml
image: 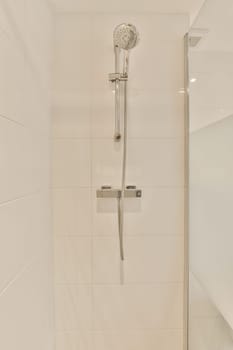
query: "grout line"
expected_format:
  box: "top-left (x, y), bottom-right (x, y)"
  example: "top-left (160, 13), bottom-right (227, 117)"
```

top-left (51, 185), bottom-right (185, 189)
top-left (55, 327), bottom-right (184, 332)
top-left (0, 112), bottom-right (51, 137)
top-left (0, 256), bottom-right (40, 298)
top-left (52, 9), bottom-right (190, 15)
top-left (0, 113), bottom-right (25, 127)
top-left (0, 114), bottom-right (51, 141)
top-left (0, 265), bottom-right (30, 298)
top-left (0, 190), bottom-right (45, 207)
top-left (55, 281), bottom-right (184, 286)
top-left (89, 13), bottom-right (95, 346)
top-left (55, 328), bottom-right (184, 332)
top-left (52, 136), bottom-right (184, 140)
top-left (55, 234), bottom-right (184, 238)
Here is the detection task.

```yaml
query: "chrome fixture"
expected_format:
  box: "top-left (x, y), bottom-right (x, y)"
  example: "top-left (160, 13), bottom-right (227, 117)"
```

top-left (189, 28), bottom-right (208, 47)
top-left (97, 186), bottom-right (142, 199)
top-left (113, 23), bottom-right (139, 50)
top-left (110, 23), bottom-right (139, 141)
top-left (97, 23), bottom-right (141, 261)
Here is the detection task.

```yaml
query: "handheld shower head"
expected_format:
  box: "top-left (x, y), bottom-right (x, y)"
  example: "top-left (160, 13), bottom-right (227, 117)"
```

top-left (111, 23), bottom-right (139, 142)
top-left (113, 23), bottom-right (139, 50)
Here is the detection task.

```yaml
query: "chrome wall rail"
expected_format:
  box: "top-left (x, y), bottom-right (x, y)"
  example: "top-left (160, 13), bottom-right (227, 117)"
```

top-left (98, 23), bottom-right (140, 261)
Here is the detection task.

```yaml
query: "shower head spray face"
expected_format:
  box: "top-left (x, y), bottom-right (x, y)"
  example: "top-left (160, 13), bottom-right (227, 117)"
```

top-left (113, 23), bottom-right (139, 50)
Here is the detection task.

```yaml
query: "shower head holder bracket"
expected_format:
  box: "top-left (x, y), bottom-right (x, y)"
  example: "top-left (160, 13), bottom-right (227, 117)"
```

top-left (109, 73), bottom-right (128, 82)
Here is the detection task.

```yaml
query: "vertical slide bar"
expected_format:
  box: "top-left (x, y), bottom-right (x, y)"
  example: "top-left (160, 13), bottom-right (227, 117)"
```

top-left (114, 46), bottom-right (121, 141)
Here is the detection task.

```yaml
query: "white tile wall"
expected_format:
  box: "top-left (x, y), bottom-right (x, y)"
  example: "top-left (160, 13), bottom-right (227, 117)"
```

top-left (52, 188), bottom-right (92, 235)
top-left (0, 1), bottom-right (54, 349)
top-left (52, 12), bottom-right (188, 350)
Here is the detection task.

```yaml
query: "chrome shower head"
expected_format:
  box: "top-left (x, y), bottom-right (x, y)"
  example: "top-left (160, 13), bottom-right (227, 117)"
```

top-left (113, 23), bottom-right (139, 50)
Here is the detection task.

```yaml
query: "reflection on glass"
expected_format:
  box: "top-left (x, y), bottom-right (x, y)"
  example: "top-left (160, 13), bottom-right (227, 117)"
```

top-left (189, 1), bottom-right (233, 349)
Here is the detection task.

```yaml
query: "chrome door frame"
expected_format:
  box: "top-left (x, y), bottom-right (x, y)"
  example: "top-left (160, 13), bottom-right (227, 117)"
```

top-left (183, 32), bottom-right (190, 350)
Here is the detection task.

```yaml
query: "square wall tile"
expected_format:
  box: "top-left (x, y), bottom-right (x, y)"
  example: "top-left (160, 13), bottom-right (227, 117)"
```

top-left (93, 237), bottom-right (120, 284)
top-left (91, 139), bottom-right (122, 188)
top-left (127, 138), bottom-right (184, 187)
top-left (92, 192), bottom-right (118, 236)
top-left (52, 188), bottom-right (91, 236)
top-left (52, 103), bottom-right (91, 139)
top-left (55, 284), bottom-right (92, 331)
top-left (124, 187), bottom-right (184, 236)
top-left (53, 14), bottom-right (92, 90)
top-left (91, 89), bottom-right (115, 139)
top-left (93, 284), bottom-right (183, 330)
top-left (128, 90), bottom-right (184, 138)
top-left (52, 139), bottom-right (91, 188)
top-left (124, 236), bottom-right (184, 283)
top-left (55, 237), bottom-right (92, 284)
top-left (55, 13), bottom-right (92, 43)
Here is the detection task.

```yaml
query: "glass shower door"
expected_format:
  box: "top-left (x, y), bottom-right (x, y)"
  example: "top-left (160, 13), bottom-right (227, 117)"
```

top-left (188, 1), bottom-right (233, 349)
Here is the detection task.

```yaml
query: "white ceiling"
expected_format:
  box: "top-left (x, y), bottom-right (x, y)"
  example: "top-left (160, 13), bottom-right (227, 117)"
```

top-left (50, 0), bottom-right (205, 17)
